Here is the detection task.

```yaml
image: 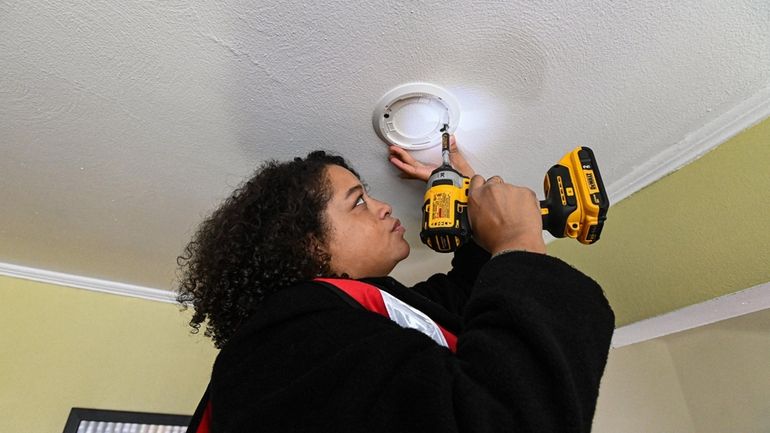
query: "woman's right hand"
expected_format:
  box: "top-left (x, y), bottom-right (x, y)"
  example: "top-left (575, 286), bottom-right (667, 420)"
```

top-left (468, 175), bottom-right (546, 255)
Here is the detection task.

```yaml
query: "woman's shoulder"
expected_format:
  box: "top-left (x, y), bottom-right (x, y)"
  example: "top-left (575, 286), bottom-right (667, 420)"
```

top-left (212, 278), bottom-right (408, 373)
top-left (239, 280), bottom-right (346, 330)
top-left (217, 279), bottom-right (390, 353)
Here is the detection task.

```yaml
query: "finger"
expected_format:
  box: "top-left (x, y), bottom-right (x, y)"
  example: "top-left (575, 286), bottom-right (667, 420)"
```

top-left (488, 175), bottom-right (504, 184)
top-left (389, 156), bottom-right (419, 177)
top-left (388, 145), bottom-right (419, 165)
top-left (450, 153), bottom-right (475, 178)
top-left (447, 136), bottom-right (476, 178)
top-left (469, 174), bottom-right (485, 193)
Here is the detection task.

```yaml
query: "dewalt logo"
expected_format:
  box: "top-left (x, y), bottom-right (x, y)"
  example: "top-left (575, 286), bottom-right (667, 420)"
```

top-left (585, 170), bottom-right (599, 193)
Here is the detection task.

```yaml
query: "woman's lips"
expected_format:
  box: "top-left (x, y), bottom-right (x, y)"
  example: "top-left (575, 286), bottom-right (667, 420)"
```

top-left (392, 219), bottom-right (405, 233)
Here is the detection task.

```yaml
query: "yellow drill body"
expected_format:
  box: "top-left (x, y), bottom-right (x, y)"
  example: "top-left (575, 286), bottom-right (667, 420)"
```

top-left (420, 142), bottom-right (609, 253)
top-left (419, 131), bottom-right (471, 253)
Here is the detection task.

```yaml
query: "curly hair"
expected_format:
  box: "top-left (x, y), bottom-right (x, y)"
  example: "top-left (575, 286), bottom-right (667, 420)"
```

top-left (176, 151), bottom-right (359, 348)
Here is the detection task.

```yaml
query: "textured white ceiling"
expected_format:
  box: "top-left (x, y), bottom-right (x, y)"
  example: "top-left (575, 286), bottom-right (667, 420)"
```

top-left (1, 0), bottom-right (769, 289)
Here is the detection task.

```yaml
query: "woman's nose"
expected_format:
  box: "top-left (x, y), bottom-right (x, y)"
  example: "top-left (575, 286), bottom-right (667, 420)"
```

top-left (371, 197), bottom-right (392, 219)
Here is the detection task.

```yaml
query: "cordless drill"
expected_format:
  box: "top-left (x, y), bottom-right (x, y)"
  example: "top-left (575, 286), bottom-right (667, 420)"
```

top-left (419, 128), bottom-right (609, 252)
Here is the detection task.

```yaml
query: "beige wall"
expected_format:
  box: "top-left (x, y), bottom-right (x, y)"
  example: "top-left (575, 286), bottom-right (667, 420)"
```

top-left (593, 340), bottom-right (695, 433)
top-left (594, 308), bottom-right (770, 433)
top-left (665, 308), bottom-right (770, 433)
top-left (0, 276), bottom-right (217, 433)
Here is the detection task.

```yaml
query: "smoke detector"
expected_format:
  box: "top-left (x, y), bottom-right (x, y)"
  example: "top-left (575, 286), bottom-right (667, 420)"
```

top-left (372, 83), bottom-right (460, 150)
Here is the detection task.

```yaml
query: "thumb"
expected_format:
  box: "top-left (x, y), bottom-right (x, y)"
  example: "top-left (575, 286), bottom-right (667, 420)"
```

top-left (448, 135), bottom-right (458, 151)
top-left (469, 174), bottom-right (485, 195)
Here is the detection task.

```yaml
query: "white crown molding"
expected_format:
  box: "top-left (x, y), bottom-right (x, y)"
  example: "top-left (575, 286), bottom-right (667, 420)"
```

top-left (0, 262), bottom-right (177, 304)
top-left (612, 280), bottom-right (770, 348)
top-left (608, 85), bottom-right (770, 205)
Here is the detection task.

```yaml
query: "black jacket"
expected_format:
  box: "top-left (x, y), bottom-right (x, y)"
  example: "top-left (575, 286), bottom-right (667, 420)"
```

top-left (208, 243), bottom-right (614, 432)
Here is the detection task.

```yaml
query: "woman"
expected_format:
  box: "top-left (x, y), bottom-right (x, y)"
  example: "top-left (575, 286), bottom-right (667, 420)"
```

top-left (177, 139), bottom-right (614, 433)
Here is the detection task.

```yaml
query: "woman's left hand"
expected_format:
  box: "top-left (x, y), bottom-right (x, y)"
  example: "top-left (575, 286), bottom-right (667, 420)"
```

top-left (388, 135), bottom-right (476, 182)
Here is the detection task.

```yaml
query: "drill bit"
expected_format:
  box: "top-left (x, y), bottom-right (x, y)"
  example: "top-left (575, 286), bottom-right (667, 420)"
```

top-left (441, 124), bottom-right (451, 167)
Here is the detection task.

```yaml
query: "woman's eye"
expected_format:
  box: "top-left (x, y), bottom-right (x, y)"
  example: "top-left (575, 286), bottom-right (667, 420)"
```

top-left (354, 196), bottom-right (366, 207)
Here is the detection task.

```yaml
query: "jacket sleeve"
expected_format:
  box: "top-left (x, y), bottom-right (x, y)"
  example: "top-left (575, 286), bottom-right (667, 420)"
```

top-left (409, 240), bottom-right (491, 315)
top-left (210, 251), bottom-right (615, 433)
top-left (450, 251), bottom-right (615, 432)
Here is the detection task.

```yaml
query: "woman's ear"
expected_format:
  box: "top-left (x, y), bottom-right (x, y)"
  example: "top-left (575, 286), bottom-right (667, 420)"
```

top-left (307, 234), bottom-right (332, 276)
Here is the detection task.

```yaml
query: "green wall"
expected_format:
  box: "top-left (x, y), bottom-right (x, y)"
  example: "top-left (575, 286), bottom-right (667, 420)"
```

top-left (549, 117), bottom-right (770, 326)
top-left (0, 276), bottom-right (217, 433)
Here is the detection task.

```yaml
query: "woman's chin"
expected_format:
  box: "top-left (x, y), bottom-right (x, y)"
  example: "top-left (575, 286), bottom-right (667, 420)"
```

top-left (398, 239), bottom-right (411, 261)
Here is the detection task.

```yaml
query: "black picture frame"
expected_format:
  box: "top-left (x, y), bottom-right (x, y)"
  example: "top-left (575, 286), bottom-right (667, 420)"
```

top-left (62, 407), bottom-right (191, 433)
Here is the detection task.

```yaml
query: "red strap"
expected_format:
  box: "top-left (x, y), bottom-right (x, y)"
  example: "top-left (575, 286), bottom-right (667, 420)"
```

top-left (317, 278), bottom-right (390, 315)
top-left (192, 400), bottom-right (212, 433)
top-left (316, 278), bottom-right (457, 352)
top-left (440, 325), bottom-right (458, 352)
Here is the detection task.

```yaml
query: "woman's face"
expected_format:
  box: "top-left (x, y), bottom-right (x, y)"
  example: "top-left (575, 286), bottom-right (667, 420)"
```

top-left (323, 164), bottom-right (410, 278)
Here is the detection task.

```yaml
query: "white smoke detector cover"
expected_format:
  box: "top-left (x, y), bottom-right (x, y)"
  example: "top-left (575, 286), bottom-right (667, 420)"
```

top-left (372, 83), bottom-right (461, 150)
